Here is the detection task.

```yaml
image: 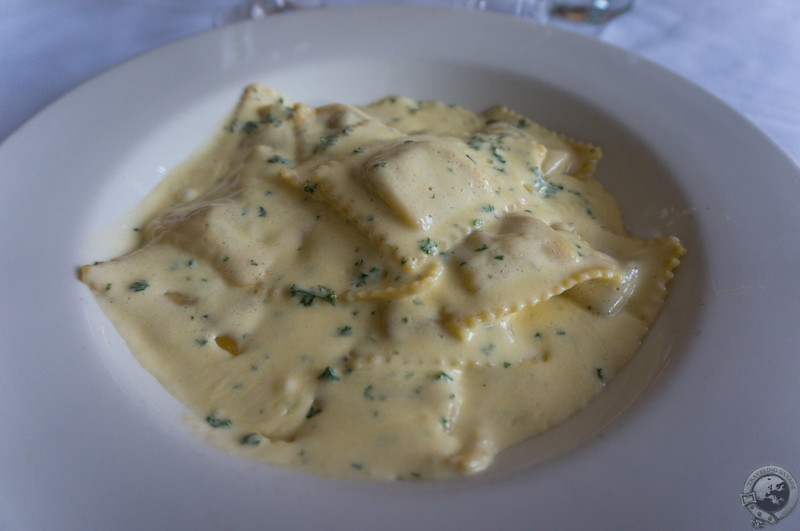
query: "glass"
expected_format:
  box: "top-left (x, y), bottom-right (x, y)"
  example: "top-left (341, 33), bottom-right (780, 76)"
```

top-left (214, 0), bottom-right (634, 28)
top-left (546, 0), bottom-right (634, 24)
top-left (214, 0), bottom-right (323, 26)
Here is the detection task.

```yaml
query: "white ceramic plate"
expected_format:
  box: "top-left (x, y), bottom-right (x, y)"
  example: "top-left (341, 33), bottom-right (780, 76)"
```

top-left (2, 6), bottom-right (799, 529)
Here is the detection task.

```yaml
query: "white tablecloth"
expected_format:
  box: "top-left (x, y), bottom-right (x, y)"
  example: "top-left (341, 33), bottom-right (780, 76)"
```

top-left (2, 0), bottom-right (799, 164)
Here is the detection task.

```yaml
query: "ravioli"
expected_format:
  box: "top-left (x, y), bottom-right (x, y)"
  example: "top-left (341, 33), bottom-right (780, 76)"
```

top-left (81, 84), bottom-right (684, 480)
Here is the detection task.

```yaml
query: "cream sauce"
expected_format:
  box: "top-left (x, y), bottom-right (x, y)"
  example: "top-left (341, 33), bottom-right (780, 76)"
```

top-left (81, 85), bottom-right (684, 480)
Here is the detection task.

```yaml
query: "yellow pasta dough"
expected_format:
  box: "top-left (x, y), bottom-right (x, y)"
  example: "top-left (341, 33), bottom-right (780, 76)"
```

top-left (81, 84), bottom-right (684, 480)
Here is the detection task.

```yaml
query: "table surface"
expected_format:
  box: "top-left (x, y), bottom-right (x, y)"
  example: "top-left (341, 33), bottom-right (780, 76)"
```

top-left (2, 0), bottom-right (799, 165)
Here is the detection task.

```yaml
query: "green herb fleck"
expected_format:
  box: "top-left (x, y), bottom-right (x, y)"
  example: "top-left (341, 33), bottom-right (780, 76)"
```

top-left (316, 136), bottom-right (337, 151)
top-left (206, 414), bottom-right (232, 429)
top-left (364, 385), bottom-right (375, 401)
top-left (318, 366), bottom-right (341, 381)
top-left (436, 371), bottom-right (453, 382)
top-left (474, 244), bottom-right (489, 252)
top-left (267, 154), bottom-right (293, 165)
top-left (306, 403), bottom-right (323, 419)
top-left (418, 238), bottom-right (438, 255)
top-left (533, 174), bottom-right (564, 199)
top-left (337, 326), bottom-right (353, 337)
top-left (258, 206), bottom-right (267, 217)
top-left (290, 284), bottom-right (337, 306)
top-left (240, 121), bottom-right (260, 134)
top-left (129, 280), bottom-right (149, 292)
top-left (596, 367), bottom-right (605, 382)
top-left (241, 433), bottom-right (263, 446)
top-left (354, 266), bottom-right (382, 288)
top-left (303, 182), bottom-right (318, 194)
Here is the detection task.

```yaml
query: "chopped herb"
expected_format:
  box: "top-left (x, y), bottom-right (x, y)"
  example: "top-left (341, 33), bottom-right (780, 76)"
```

top-left (436, 371), bottom-right (453, 382)
top-left (206, 414), bottom-right (232, 429)
top-left (258, 206), bottom-right (267, 217)
top-left (596, 367), bottom-right (605, 381)
top-left (318, 366), bottom-right (341, 381)
top-left (494, 255), bottom-right (505, 261)
top-left (481, 204), bottom-right (496, 213)
top-left (472, 219), bottom-right (484, 228)
top-left (290, 284), bottom-right (337, 307)
top-left (241, 433), bottom-right (263, 446)
top-left (363, 385), bottom-right (375, 401)
top-left (129, 280), bottom-right (149, 292)
top-left (418, 238), bottom-right (438, 255)
top-left (104, 283), bottom-right (112, 291)
top-left (474, 244), bottom-right (489, 252)
top-left (267, 154), bottom-right (293, 165)
top-left (336, 326), bottom-right (353, 337)
top-left (491, 147), bottom-right (507, 164)
top-left (195, 338), bottom-right (208, 346)
top-left (503, 361), bottom-right (512, 368)
top-left (371, 161), bottom-right (387, 169)
top-left (306, 403), bottom-right (323, 419)
top-left (353, 266), bottom-right (382, 288)
top-left (303, 182), bottom-right (317, 194)
top-left (316, 135), bottom-right (337, 151)
top-left (240, 120), bottom-right (260, 134)
top-left (351, 462), bottom-right (364, 470)
top-left (533, 174), bottom-right (564, 199)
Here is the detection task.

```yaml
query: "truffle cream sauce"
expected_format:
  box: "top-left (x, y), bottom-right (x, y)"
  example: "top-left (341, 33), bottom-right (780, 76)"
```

top-left (81, 85), bottom-right (683, 480)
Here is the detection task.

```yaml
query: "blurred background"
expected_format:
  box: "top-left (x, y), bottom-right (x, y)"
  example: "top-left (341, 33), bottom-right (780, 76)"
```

top-left (1, 0), bottom-right (798, 162)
